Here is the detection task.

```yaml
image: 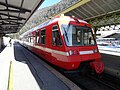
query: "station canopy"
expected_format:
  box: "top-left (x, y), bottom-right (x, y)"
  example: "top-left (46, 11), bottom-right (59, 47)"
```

top-left (65, 0), bottom-right (120, 19)
top-left (0, 0), bottom-right (44, 34)
top-left (56, 0), bottom-right (120, 24)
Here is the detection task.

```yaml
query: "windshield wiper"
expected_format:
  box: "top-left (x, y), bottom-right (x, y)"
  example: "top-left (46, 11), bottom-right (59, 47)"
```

top-left (63, 27), bottom-right (69, 43)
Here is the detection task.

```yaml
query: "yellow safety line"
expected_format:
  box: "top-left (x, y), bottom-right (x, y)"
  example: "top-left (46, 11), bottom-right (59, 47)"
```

top-left (8, 61), bottom-right (13, 90)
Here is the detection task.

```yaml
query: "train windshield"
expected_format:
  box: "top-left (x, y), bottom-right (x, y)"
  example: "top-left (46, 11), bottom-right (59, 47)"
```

top-left (61, 24), bottom-right (96, 46)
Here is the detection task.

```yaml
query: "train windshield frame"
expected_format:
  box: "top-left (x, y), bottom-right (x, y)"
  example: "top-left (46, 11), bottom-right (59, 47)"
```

top-left (61, 24), bottom-right (96, 46)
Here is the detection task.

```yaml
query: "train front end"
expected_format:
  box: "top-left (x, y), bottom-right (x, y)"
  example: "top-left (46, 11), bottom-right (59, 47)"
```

top-left (59, 16), bottom-right (104, 74)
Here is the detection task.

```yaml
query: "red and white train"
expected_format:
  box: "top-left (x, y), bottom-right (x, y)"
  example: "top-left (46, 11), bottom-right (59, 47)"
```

top-left (20, 15), bottom-right (104, 74)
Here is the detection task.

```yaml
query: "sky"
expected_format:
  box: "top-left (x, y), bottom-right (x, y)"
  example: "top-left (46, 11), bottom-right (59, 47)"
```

top-left (38, 0), bottom-right (61, 9)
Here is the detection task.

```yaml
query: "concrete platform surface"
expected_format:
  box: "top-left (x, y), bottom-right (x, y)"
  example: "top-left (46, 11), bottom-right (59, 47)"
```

top-left (0, 43), bottom-right (14, 90)
top-left (0, 41), bottom-right (81, 90)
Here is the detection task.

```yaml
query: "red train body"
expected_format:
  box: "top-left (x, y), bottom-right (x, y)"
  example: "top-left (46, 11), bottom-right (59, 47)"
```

top-left (20, 15), bottom-right (104, 74)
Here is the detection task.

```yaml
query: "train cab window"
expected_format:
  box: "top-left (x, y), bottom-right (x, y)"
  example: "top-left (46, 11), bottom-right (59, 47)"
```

top-left (52, 25), bottom-right (62, 46)
top-left (61, 24), bottom-right (96, 46)
top-left (41, 29), bottom-right (46, 44)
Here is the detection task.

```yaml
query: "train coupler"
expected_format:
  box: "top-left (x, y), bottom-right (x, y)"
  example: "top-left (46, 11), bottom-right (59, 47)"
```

top-left (90, 61), bottom-right (104, 74)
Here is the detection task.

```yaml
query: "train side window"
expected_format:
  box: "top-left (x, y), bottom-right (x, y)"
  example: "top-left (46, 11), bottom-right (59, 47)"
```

top-left (35, 31), bottom-right (40, 43)
top-left (29, 36), bottom-right (31, 43)
top-left (30, 36), bottom-right (33, 43)
top-left (26, 36), bottom-right (29, 42)
top-left (52, 25), bottom-right (62, 46)
top-left (41, 29), bottom-right (46, 44)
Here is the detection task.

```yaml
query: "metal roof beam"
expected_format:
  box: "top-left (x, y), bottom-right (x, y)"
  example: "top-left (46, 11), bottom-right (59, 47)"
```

top-left (65, 12), bottom-right (73, 17)
top-left (0, 18), bottom-right (22, 20)
top-left (114, 0), bottom-right (120, 6)
top-left (5, 0), bottom-right (8, 9)
top-left (80, 6), bottom-right (94, 16)
top-left (0, 1), bottom-right (31, 12)
top-left (92, 0), bottom-right (106, 13)
top-left (53, 0), bottom-right (90, 17)
top-left (0, 12), bottom-right (26, 20)
top-left (85, 3), bottom-right (100, 15)
top-left (7, 20), bottom-right (23, 24)
top-left (71, 10), bottom-right (81, 19)
top-left (18, 0), bottom-right (24, 19)
top-left (76, 8), bottom-right (88, 18)
top-left (85, 9), bottom-right (120, 20)
top-left (0, 23), bottom-right (19, 25)
top-left (101, 0), bottom-right (114, 11)
top-left (5, 0), bottom-right (10, 19)
top-left (0, 15), bottom-right (2, 19)
top-left (0, 9), bottom-right (26, 13)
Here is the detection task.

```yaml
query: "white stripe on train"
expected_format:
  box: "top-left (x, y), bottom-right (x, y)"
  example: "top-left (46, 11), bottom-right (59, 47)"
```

top-left (23, 42), bottom-right (94, 56)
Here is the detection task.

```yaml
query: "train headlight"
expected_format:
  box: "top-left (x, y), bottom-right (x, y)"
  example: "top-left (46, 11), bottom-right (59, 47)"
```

top-left (94, 49), bottom-right (98, 53)
top-left (69, 50), bottom-right (79, 55)
top-left (69, 50), bottom-right (73, 55)
top-left (72, 64), bottom-right (75, 67)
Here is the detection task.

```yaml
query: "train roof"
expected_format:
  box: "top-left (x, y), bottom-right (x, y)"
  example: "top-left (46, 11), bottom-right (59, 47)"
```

top-left (20, 15), bottom-right (88, 38)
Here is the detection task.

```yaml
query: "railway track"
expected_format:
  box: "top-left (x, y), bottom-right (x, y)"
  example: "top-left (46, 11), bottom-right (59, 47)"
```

top-left (87, 74), bottom-right (120, 90)
top-left (64, 72), bottom-right (120, 90)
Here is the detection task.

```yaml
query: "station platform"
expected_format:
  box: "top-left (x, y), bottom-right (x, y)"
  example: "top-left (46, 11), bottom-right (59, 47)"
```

top-left (0, 41), bottom-right (81, 90)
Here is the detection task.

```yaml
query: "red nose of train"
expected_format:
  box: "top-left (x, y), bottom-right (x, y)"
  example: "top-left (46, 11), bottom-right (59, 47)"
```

top-left (90, 61), bottom-right (104, 74)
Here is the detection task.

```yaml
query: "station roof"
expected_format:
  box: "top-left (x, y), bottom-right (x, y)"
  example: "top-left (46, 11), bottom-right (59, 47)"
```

top-left (55, 0), bottom-right (120, 23)
top-left (0, 0), bottom-right (44, 34)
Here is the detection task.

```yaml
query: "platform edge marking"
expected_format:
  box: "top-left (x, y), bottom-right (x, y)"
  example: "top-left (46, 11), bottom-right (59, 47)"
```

top-left (8, 61), bottom-right (13, 90)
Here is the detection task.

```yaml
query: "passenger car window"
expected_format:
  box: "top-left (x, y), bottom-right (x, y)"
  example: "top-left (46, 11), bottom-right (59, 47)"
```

top-left (52, 25), bottom-right (62, 46)
top-left (35, 31), bottom-right (40, 43)
top-left (41, 29), bottom-right (46, 44)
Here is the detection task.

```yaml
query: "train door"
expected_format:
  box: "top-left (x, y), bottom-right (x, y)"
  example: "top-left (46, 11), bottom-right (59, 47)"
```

top-left (52, 25), bottom-right (62, 47)
top-left (40, 28), bottom-right (47, 58)
top-left (51, 25), bottom-right (63, 63)
top-left (35, 29), bottom-right (46, 46)
top-left (34, 29), bottom-right (46, 58)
